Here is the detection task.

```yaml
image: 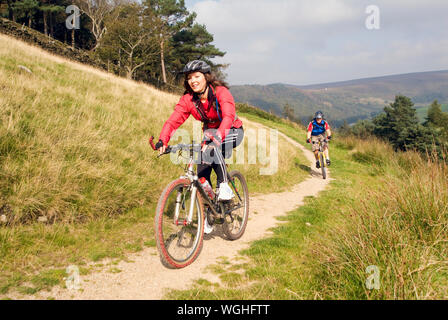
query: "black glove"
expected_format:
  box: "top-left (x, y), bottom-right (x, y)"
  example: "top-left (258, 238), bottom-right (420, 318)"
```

top-left (306, 138), bottom-right (311, 144)
top-left (155, 140), bottom-right (164, 150)
top-left (327, 136), bottom-right (332, 141)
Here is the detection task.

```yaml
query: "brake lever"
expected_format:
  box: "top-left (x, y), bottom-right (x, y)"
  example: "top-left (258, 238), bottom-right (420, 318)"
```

top-left (157, 147), bottom-right (173, 158)
top-left (149, 136), bottom-right (157, 151)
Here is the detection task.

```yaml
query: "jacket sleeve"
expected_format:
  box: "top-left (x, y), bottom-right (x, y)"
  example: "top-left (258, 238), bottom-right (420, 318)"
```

top-left (159, 95), bottom-right (191, 146)
top-left (307, 123), bottom-right (313, 132)
top-left (216, 87), bottom-right (236, 142)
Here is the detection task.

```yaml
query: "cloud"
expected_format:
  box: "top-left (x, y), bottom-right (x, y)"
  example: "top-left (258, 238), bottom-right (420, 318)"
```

top-left (192, 0), bottom-right (358, 33)
top-left (186, 0), bottom-right (448, 85)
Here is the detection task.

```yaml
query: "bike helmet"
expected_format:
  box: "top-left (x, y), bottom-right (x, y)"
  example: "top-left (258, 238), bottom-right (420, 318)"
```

top-left (315, 111), bottom-right (324, 119)
top-left (181, 60), bottom-right (211, 74)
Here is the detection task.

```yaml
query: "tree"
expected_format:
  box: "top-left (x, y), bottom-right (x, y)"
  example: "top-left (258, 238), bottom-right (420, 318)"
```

top-left (11, 0), bottom-right (38, 27)
top-left (424, 100), bottom-right (448, 149)
top-left (5, 0), bottom-right (17, 21)
top-left (98, 2), bottom-right (158, 79)
top-left (425, 100), bottom-right (448, 128)
top-left (39, 1), bottom-right (64, 37)
top-left (171, 23), bottom-right (226, 79)
top-left (143, 0), bottom-right (195, 84)
top-left (73, 0), bottom-right (122, 51)
top-left (338, 120), bottom-right (351, 136)
top-left (373, 95), bottom-right (434, 152)
top-left (350, 119), bottom-right (375, 138)
top-left (282, 102), bottom-right (300, 123)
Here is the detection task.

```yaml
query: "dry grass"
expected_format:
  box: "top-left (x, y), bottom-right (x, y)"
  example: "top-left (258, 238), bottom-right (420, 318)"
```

top-left (169, 135), bottom-right (448, 300)
top-left (307, 138), bottom-right (448, 299)
top-left (0, 33), bottom-right (306, 224)
top-left (1, 34), bottom-right (178, 224)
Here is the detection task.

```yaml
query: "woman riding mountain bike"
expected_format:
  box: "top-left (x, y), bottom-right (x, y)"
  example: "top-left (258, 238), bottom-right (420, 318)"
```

top-left (155, 60), bottom-right (244, 234)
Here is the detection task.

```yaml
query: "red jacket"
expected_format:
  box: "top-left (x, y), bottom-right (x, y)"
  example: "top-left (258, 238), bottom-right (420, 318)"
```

top-left (159, 86), bottom-right (243, 146)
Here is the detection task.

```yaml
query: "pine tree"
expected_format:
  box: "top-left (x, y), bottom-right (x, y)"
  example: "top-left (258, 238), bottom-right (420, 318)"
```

top-left (424, 100), bottom-right (448, 149)
top-left (171, 23), bottom-right (226, 78)
top-left (373, 95), bottom-right (434, 152)
top-left (11, 0), bottom-right (38, 27)
top-left (142, 0), bottom-right (195, 84)
top-left (425, 100), bottom-right (448, 128)
top-left (39, 1), bottom-right (64, 37)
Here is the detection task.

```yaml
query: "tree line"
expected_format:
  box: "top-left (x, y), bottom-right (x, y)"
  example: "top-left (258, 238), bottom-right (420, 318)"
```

top-left (0, 0), bottom-right (226, 88)
top-left (339, 96), bottom-right (448, 158)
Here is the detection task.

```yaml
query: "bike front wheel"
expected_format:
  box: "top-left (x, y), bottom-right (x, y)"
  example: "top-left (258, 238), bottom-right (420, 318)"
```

top-left (155, 179), bottom-right (204, 269)
top-left (320, 153), bottom-right (327, 180)
top-left (222, 171), bottom-right (249, 240)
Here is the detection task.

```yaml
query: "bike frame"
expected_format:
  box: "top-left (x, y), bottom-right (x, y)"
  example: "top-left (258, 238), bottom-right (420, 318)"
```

top-left (175, 147), bottom-right (223, 225)
top-left (149, 136), bottom-right (243, 226)
top-left (318, 141), bottom-right (327, 168)
top-left (180, 153), bottom-right (244, 226)
top-left (312, 139), bottom-right (328, 168)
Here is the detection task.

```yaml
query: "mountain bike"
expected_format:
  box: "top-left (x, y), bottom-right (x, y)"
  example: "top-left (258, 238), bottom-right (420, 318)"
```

top-left (149, 137), bottom-right (249, 269)
top-left (312, 139), bottom-right (329, 180)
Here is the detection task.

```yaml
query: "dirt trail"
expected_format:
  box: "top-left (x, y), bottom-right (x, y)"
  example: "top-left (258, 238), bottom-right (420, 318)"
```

top-left (20, 121), bottom-right (331, 300)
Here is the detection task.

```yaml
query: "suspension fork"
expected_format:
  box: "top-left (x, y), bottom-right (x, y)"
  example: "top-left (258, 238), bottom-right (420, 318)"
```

top-left (319, 143), bottom-right (326, 167)
top-left (174, 189), bottom-right (183, 224)
top-left (187, 184), bottom-right (198, 224)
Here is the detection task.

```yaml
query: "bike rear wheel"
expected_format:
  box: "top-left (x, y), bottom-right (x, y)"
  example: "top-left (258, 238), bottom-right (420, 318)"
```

top-left (222, 171), bottom-right (249, 240)
top-left (320, 153), bottom-right (327, 180)
top-left (155, 179), bottom-right (204, 269)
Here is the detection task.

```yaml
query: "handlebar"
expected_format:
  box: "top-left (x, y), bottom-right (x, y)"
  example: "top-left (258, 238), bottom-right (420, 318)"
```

top-left (312, 139), bottom-right (329, 144)
top-left (149, 136), bottom-right (157, 151)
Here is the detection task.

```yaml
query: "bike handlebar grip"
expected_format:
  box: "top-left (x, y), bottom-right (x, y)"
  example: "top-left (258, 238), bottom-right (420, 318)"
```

top-left (149, 136), bottom-right (157, 151)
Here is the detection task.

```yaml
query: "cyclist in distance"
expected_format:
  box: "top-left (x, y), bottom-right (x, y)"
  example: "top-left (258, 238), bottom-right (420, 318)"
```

top-left (155, 60), bottom-right (244, 232)
top-left (306, 111), bottom-right (332, 169)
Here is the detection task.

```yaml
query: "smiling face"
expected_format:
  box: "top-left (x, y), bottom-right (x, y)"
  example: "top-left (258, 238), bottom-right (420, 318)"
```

top-left (187, 72), bottom-right (207, 93)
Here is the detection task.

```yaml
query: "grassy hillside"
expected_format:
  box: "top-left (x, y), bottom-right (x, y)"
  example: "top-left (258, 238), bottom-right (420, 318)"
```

top-left (169, 128), bottom-right (448, 300)
top-left (0, 17), bottom-right (107, 71)
top-left (231, 70), bottom-right (448, 127)
top-left (0, 33), bottom-right (308, 296)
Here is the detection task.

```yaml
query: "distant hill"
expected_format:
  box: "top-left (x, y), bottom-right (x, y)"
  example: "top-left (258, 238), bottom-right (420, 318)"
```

top-left (230, 70), bottom-right (448, 126)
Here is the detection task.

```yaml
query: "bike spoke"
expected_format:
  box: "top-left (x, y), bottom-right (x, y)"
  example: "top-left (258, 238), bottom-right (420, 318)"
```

top-left (223, 171), bottom-right (249, 240)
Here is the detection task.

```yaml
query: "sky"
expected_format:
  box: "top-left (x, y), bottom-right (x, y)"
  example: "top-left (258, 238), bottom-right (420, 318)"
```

top-left (184, 0), bottom-right (448, 86)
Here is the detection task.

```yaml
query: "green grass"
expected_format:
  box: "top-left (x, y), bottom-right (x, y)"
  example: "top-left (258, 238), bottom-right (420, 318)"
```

top-left (167, 136), bottom-right (448, 300)
top-left (238, 111), bottom-right (305, 143)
